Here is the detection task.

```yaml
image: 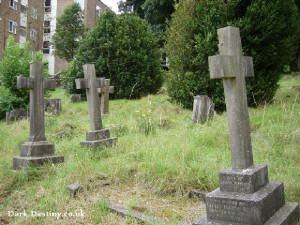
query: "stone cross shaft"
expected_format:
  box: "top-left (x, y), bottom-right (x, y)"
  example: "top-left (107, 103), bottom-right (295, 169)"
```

top-left (98, 79), bottom-right (114, 114)
top-left (17, 61), bottom-right (56, 142)
top-left (75, 64), bottom-right (105, 131)
top-left (208, 26), bottom-right (254, 170)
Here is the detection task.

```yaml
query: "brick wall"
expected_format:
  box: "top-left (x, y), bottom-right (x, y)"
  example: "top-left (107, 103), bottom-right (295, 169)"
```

top-left (0, 0), bottom-right (21, 59)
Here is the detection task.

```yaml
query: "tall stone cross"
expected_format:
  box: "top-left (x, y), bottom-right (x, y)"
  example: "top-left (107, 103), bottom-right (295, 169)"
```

top-left (195, 26), bottom-right (299, 225)
top-left (98, 79), bottom-right (114, 114)
top-left (76, 64), bottom-right (117, 148)
top-left (17, 62), bottom-right (56, 141)
top-left (13, 61), bottom-right (64, 169)
top-left (209, 26), bottom-right (254, 170)
top-left (76, 64), bottom-right (105, 131)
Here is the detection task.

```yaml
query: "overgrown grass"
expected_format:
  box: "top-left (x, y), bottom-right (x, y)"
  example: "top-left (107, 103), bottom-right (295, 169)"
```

top-left (0, 73), bottom-right (299, 224)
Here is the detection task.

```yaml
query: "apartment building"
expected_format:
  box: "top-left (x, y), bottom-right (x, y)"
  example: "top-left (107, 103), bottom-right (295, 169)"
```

top-left (0, 0), bottom-right (44, 59)
top-left (43, 0), bottom-right (108, 76)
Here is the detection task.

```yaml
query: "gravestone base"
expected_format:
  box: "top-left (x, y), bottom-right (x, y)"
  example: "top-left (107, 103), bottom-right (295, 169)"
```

top-left (219, 164), bottom-right (268, 193)
top-left (193, 173), bottom-right (299, 225)
top-left (20, 141), bottom-right (55, 157)
top-left (14, 141), bottom-right (64, 169)
top-left (194, 202), bottom-right (299, 225)
top-left (13, 155), bottom-right (64, 170)
top-left (80, 129), bottom-right (117, 148)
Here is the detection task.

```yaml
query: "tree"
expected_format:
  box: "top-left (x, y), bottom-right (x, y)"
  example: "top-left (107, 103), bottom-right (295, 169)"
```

top-left (119, 0), bottom-right (176, 44)
top-left (0, 36), bottom-right (46, 119)
top-left (62, 9), bottom-right (163, 99)
top-left (165, 0), bottom-right (299, 111)
top-left (52, 3), bottom-right (85, 62)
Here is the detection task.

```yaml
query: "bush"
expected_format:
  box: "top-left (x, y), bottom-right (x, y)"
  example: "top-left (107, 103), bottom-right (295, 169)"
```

top-left (62, 9), bottom-right (163, 99)
top-left (0, 36), bottom-right (46, 119)
top-left (165, 0), bottom-right (299, 111)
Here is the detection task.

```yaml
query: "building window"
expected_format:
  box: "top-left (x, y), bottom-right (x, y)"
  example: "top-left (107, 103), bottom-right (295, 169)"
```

top-left (9, 0), bottom-right (18, 10)
top-left (44, 20), bottom-right (50, 34)
top-left (31, 7), bottom-right (37, 19)
top-left (9, 21), bottom-right (17, 34)
top-left (43, 41), bottom-right (50, 54)
top-left (30, 29), bottom-right (37, 40)
top-left (45, 0), bottom-right (51, 12)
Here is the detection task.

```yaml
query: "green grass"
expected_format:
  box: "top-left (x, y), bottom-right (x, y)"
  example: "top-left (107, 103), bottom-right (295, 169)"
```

top-left (0, 73), bottom-right (299, 224)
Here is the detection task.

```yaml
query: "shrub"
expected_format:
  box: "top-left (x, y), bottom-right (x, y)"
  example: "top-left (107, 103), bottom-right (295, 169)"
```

top-left (62, 9), bottom-right (163, 99)
top-left (0, 36), bottom-right (46, 119)
top-left (165, 0), bottom-right (299, 111)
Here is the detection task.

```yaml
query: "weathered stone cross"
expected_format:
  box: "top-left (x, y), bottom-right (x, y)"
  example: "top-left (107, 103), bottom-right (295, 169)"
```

top-left (98, 79), bottom-right (114, 114)
top-left (17, 62), bottom-right (56, 141)
top-left (195, 26), bottom-right (299, 225)
top-left (76, 64), bottom-right (117, 148)
top-left (209, 26), bottom-right (254, 170)
top-left (76, 64), bottom-right (105, 130)
top-left (13, 61), bottom-right (64, 169)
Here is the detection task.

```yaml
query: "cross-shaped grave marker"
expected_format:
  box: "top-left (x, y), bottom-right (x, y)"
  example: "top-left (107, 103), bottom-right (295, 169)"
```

top-left (13, 61), bottom-right (64, 170)
top-left (98, 79), bottom-right (114, 114)
top-left (194, 26), bottom-right (299, 225)
top-left (76, 64), bottom-right (117, 148)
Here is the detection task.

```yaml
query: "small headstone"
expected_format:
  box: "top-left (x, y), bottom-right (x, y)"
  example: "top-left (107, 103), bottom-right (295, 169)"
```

top-left (97, 79), bottom-right (114, 114)
top-left (192, 95), bottom-right (214, 123)
top-left (67, 183), bottom-right (82, 197)
top-left (44, 99), bottom-right (62, 115)
top-left (70, 94), bottom-right (82, 102)
top-left (194, 26), bottom-right (299, 225)
top-left (13, 61), bottom-right (64, 170)
top-left (75, 64), bottom-right (117, 148)
top-left (6, 109), bottom-right (28, 123)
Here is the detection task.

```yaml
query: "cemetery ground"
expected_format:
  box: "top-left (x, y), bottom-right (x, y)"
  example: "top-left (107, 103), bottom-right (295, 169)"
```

top-left (0, 73), bottom-right (299, 225)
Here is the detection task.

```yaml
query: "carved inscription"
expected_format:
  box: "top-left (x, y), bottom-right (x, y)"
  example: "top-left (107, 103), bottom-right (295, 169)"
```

top-left (220, 175), bottom-right (252, 193)
top-left (207, 199), bottom-right (256, 223)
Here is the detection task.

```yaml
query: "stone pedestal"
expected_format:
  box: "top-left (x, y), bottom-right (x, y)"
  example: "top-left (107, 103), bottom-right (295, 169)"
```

top-left (80, 128), bottom-right (117, 148)
top-left (13, 141), bottom-right (64, 170)
top-left (194, 165), bottom-right (299, 225)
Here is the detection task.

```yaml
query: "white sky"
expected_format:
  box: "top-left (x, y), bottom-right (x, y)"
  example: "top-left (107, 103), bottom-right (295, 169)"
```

top-left (101, 0), bottom-right (119, 13)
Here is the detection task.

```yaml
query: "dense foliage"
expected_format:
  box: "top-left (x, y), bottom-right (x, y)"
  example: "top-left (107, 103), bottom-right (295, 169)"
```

top-left (52, 3), bottom-right (85, 62)
top-left (119, 0), bottom-right (175, 44)
top-left (62, 9), bottom-right (162, 99)
top-left (165, 0), bottom-right (299, 111)
top-left (0, 36), bottom-right (46, 119)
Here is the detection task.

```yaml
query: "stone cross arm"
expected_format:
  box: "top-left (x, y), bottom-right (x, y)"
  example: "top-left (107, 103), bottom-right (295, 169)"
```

top-left (75, 77), bottom-right (105, 90)
top-left (17, 76), bottom-right (34, 89)
top-left (17, 76), bottom-right (56, 91)
top-left (209, 55), bottom-right (254, 80)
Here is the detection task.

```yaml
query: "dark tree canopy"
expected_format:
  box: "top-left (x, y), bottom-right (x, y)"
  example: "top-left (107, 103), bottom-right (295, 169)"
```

top-left (62, 9), bottom-right (163, 99)
top-left (52, 3), bottom-right (85, 62)
top-left (165, 0), bottom-right (299, 111)
top-left (119, 0), bottom-right (176, 42)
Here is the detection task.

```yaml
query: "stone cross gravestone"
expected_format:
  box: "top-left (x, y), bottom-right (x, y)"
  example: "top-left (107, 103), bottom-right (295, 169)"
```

top-left (192, 95), bottom-right (214, 123)
top-left (98, 79), bottom-right (114, 114)
top-left (194, 26), bottom-right (299, 225)
top-left (13, 62), bottom-right (64, 170)
top-left (75, 64), bottom-right (117, 148)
